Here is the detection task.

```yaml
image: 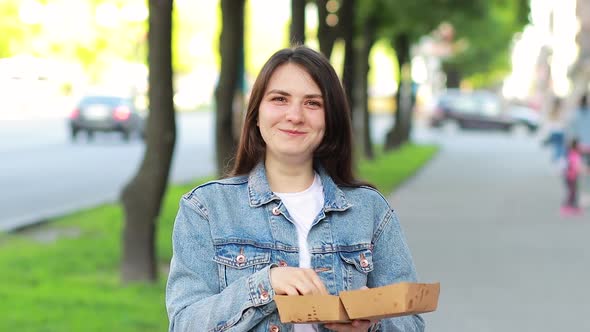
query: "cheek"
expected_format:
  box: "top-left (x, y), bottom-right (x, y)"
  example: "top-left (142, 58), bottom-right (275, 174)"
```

top-left (310, 112), bottom-right (326, 132)
top-left (257, 111), bottom-right (276, 141)
top-left (258, 106), bottom-right (281, 125)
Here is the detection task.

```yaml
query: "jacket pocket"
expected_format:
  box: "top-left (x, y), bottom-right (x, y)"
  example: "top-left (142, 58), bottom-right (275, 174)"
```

top-left (214, 243), bottom-right (272, 288)
top-left (339, 249), bottom-right (374, 289)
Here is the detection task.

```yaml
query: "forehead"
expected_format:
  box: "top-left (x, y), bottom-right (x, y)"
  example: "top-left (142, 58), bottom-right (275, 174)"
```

top-left (265, 63), bottom-right (321, 94)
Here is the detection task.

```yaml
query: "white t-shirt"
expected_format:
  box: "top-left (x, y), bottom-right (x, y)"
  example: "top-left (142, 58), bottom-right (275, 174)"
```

top-left (275, 173), bottom-right (324, 332)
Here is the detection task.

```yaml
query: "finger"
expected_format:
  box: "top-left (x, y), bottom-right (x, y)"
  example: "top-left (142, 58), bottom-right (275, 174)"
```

top-left (303, 269), bottom-right (327, 294)
top-left (283, 285), bottom-right (299, 296)
top-left (351, 319), bottom-right (372, 329)
top-left (305, 269), bottom-right (328, 294)
top-left (323, 322), bottom-right (347, 331)
top-left (293, 280), bottom-right (314, 295)
top-left (289, 270), bottom-right (322, 295)
top-left (294, 278), bottom-right (325, 295)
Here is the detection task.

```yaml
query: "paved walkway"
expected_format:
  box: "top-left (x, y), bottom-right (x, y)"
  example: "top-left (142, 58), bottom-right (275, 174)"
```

top-left (389, 131), bottom-right (590, 332)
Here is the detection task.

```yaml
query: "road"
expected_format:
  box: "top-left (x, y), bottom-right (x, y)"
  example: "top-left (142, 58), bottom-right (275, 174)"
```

top-left (1, 112), bottom-right (216, 231)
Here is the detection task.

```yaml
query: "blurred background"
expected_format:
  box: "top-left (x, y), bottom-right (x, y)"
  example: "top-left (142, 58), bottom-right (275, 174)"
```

top-left (1, 0), bottom-right (590, 331)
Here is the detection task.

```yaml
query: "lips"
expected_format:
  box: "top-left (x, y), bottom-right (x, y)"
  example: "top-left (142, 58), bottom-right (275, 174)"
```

top-left (280, 129), bottom-right (306, 135)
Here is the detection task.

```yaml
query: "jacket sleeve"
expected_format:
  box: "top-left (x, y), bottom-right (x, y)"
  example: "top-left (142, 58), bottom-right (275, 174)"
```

top-left (367, 209), bottom-right (426, 332)
top-left (166, 196), bottom-right (277, 331)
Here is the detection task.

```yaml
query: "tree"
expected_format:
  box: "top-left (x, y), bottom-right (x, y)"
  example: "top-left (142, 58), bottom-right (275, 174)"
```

top-left (0, 2), bottom-right (29, 58)
top-left (384, 33), bottom-right (413, 150)
top-left (350, 8), bottom-right (376, 160)
top-left (215, 0), bottom-right (246, 176)
top-left (120, 0), bottom-right (176, 282)
top-left (338, 0), bottom-right (381, 160)
top-left (291, 0), bottom-right (306, 45)
top-left (316, 0), bottom-right (339, 58)
top-left (442, 0), bottom-right (529, 88)
top-left (340, 0), bottom-right (355, 113)
top-left (378, 0), bottom-right (489, 150)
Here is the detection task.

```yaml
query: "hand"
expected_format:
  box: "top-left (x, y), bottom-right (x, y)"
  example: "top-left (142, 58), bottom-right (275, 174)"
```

top-left (270, 267), bottom-right (328, 295)
top-left (323, 319), bottom-right (375, 331)
top-left (324, 286), bottom-right (378, 331)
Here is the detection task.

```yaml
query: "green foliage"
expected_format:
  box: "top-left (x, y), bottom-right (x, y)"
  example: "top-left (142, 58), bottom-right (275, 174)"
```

top-left (0, 144), bottom-right (437, 331)
top-left (0, 0), bottom-right (148, 81)
top-left (364, 0), bottom-right (485, 43)
top-left (0, 1), bottom-right (33, 58)
top-left (355, 0), bottom-right (529, 88)
top-left (443, 0), bottom-right (530, 87)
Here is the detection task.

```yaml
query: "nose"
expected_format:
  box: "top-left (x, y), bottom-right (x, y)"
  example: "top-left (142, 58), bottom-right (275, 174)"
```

top-left (285, 103), bottom-right (304, 123)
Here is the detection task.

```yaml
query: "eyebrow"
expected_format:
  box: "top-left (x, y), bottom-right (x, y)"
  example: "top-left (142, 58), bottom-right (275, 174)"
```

top-left (266, 89), bottom-right (323, 99)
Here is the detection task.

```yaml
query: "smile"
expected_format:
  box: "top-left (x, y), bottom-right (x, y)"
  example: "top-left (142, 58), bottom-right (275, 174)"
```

top-left (280, 129), bottom-right (306, 135)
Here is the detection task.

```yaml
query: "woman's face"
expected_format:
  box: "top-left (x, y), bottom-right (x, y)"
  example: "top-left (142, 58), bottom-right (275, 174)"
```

top-left (258, 63), bottom-right (325, 165)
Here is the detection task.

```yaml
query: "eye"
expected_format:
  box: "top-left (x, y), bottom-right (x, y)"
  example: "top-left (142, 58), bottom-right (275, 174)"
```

top-left (271, 96), bottom-right (287, 103)
top-left (305, 100), bottom-right (322, 108)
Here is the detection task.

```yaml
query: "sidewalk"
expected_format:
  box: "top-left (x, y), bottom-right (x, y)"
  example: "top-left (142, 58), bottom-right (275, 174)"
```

top-left (388, 132), bottom-right (590, 332)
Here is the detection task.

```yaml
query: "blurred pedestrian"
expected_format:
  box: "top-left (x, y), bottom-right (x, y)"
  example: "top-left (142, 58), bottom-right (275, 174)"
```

top-left (541, 97), bottom-right (566, 164)
top-left (165, 45), bottom-right (425, 331)
top-left (561, 138), bottom-right (585, 216)
top-left (567, 94), bottom-right (590, 166)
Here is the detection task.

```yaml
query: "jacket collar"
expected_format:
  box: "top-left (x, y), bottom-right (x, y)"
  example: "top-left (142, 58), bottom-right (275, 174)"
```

top-left (247, 161), bottom-right (351, 212)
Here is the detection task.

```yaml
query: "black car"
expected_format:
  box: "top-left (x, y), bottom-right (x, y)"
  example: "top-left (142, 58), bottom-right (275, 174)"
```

top-left (429, 90), bottom-right (535, 133)
top-left (69, 95), bottom-right (145, 141)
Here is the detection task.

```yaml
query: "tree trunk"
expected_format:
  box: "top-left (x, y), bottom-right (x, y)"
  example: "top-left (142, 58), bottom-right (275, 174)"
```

top-left (340, 0), bottom-right (354, 112)
top-left (385, 33), bottom-right (411, 151)
top-left (215, 0), bottom-right (245, 177)
top-left (442, 62), bottom-right (461, 88)
top-left (120, 0), bottom-right (175, 283)
top-left (290, 0), bottom-right (306, 45)
top-left (352, 17), bottom-right (374, 160)
top-left (316, 0), bottom-right (337, 59)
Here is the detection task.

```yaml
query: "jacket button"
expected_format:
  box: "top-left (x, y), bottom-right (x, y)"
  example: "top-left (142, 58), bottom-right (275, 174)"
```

top-left (270, 325), bottom-right (280, 332)
top-left (236, 254), bottom-right (246, 264)
top-left (360, 258), bottom-right (369, 268)
top-left (278, 260), bottom-right (288, 267)
top-left (272, 207), bottom-right (281, 215)
top-left (260, 290), bottom-right (269, 301)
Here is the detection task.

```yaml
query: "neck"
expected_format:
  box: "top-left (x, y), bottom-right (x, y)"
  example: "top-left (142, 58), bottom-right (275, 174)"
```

top-left (265, 157), bottom-right (315, 193)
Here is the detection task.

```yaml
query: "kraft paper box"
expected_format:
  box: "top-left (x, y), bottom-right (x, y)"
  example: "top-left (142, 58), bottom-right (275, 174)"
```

top-left (274, 282), bottom-right (440, 323)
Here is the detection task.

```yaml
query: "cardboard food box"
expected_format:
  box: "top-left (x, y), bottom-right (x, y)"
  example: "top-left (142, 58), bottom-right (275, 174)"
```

top-left (274, 282), bottom-right (440, 323)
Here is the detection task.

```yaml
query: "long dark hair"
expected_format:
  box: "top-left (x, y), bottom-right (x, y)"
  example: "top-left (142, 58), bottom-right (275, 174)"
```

top-left (229, 45), bottom-right (369, 187)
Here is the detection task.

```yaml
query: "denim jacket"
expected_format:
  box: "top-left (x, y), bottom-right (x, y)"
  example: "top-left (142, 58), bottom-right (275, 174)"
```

top-left (166, 162), bottom-right (425, 331)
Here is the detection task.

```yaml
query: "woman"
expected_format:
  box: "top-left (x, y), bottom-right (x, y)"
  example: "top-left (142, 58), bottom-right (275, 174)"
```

top-left (166, 46), bottom-right (425, 331)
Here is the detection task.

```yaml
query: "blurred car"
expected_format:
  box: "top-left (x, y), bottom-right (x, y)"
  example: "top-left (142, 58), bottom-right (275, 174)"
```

top-left (69, 95), bottom-right (145, 141)
top-left (429, 90), bottom-right (533, 133)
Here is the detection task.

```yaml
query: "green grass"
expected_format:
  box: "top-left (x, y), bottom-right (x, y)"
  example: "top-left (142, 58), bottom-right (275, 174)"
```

top-left (0, 143), bottom-right (437, 331)
top-left (358, 143), bottom-right (439, 194)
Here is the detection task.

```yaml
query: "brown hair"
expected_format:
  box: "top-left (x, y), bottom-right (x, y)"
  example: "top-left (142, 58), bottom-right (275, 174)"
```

top-left (228, 45), bottom-right (368, 187)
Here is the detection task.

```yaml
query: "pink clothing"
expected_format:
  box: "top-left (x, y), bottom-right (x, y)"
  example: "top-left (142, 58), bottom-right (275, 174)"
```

top-left (565, 150), bottom-right (582, 180)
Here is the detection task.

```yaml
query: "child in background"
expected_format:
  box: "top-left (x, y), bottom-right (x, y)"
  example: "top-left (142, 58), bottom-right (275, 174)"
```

top-left (561, 138), bottom-right (585, 216)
